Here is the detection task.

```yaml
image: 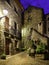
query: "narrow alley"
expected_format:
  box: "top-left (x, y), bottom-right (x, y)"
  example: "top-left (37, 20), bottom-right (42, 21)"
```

top-left (0, 51), bottom-right (49, 65)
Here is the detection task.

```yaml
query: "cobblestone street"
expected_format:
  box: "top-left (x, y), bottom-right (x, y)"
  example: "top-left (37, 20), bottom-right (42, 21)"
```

top-left (0, 51), bottom-right (49, 65)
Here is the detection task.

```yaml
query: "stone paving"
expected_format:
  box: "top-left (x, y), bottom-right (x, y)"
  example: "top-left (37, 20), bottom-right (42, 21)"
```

top-left (0, 51), bottom-right (49, 65)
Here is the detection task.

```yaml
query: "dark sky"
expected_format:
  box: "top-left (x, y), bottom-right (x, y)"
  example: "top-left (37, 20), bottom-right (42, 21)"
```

top-left (20, 0), bottom-right (49, 14)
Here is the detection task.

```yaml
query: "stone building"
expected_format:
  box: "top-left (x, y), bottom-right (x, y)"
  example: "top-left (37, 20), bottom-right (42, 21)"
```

top-left (46, 14), bottom-right (49, 37)
top-left (0, 0), bottom-right (23, 55)
top-left (23, 6), bottom-right (44, 31)
top-left (22, 6), bottom-right (49, 48)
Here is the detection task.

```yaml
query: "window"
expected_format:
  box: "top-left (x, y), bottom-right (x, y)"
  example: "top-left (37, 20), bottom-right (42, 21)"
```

top-left (14, 22), bottom-right (17, 35)
top-left (14, 22), bottom-right (17, 30)
top-left (48, 28), bottom-right (49, 31)
top-left (48, 17), bottom-right (49, 20)
top-left (14, 6), bottom-right (18, 14)
top-left (28, 7), bottom-right (32, 13)
top-left (39, 22), bottom-right (41, 25)
top-left (28, 10), bottom-right (31, 13)
top-left (30, 28), bottom-right (33, 33)
top-left (27, 16), bottom-right (32, 22)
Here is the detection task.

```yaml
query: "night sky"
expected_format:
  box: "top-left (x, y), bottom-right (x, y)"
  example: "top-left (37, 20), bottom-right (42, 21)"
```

top-left (20, 0), bottom-right (49, 14)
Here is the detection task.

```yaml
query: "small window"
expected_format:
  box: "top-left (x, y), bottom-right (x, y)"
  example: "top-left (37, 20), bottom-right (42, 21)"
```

top-left (30, 28), bottom-right (33, 33)
top-left (48, 17), bottom-right (49, 20)
top-left (39, 22), bottom-right (41, 25)
top-left (28, 7), bottom-right (32, 13)
top-left (14, 22), bottom-right (17, 30)
top-left (28, 10), bottom-right (31, 13)
top-left (48, 28), bottom-right (49, 31)
top-left (14, 22), bottom-right (17, 35)
top-left (27, 16), bottom-right (32, 22)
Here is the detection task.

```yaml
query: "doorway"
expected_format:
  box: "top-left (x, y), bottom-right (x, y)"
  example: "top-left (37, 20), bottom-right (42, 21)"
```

top-left (5, 38), bottom-right (10, 55)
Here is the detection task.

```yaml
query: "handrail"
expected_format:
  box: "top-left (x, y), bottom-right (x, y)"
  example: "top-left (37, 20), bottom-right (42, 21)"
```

top-left (33, 28), bottom-right (49, 38)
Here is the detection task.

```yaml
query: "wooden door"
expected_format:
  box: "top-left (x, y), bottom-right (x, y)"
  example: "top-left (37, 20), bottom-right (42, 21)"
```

top-left (5, 39), bottom-right (9, 55)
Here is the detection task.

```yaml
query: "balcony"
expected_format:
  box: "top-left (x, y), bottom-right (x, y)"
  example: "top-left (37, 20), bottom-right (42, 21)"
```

top-left (4, 30), bottom-right (21, 40)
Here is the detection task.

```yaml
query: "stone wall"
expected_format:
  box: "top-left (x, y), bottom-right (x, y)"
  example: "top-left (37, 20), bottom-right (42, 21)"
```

top-left (0, 0), bottom-right (22, 55)
top-left (31, 29), bottom-right (48, 45)
top-left (0, 1), bottom-right (22, 35)
top-left (46, 14), bottom-right (49, 37)
top-left (22, 6), bottom-right (48, 48)
top-left (24, 6), bottom-right (43, 31)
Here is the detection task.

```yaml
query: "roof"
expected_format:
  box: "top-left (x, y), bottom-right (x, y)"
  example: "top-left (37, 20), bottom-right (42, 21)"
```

top-left (45, 13), bottom-right (49, 17)
top-left (23, 5), bottom-right (44, 14)
top-left (26, 5), bottom-right (43, 11)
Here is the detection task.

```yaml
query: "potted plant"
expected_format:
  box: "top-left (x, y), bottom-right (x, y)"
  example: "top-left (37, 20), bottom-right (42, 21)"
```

top-left (1, 53), bottom-right (6, 59)
top-left (36, 43), bottom-right (45, 54)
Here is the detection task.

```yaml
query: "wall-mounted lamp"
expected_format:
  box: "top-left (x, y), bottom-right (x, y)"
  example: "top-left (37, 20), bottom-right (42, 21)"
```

top-left (0, 9), bottom-right (8, 19)
top-left (3, 9), bottom-right (8, 16)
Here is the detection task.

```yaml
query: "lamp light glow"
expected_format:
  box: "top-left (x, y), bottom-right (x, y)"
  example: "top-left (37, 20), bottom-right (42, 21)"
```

top-left (3, 9), bottom-right (8, 16)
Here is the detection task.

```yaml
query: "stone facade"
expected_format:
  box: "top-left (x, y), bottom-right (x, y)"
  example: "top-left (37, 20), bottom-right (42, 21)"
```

top-left (0, 0), bottom-right (23, 55)
top-left (22, 6), bottom-right (48, 48)
top-left (31, 29), bottom-right (48, 44)
top-left (24, 6), bottom-right (43, 31)
top-left (46, 14), bottom-right (49, 37)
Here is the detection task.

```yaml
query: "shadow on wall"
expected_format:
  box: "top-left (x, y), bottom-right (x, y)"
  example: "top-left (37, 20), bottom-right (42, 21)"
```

top-left (31, 28), bottom-right (49, 44)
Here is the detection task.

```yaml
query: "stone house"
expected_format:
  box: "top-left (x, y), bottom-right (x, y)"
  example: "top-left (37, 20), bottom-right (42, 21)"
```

top-left (46, 14), bottom-right (49, 37)
top-left (22, 6), bottom-right (49, 48)
top-left (0, 0), bottom-right (23, 55)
